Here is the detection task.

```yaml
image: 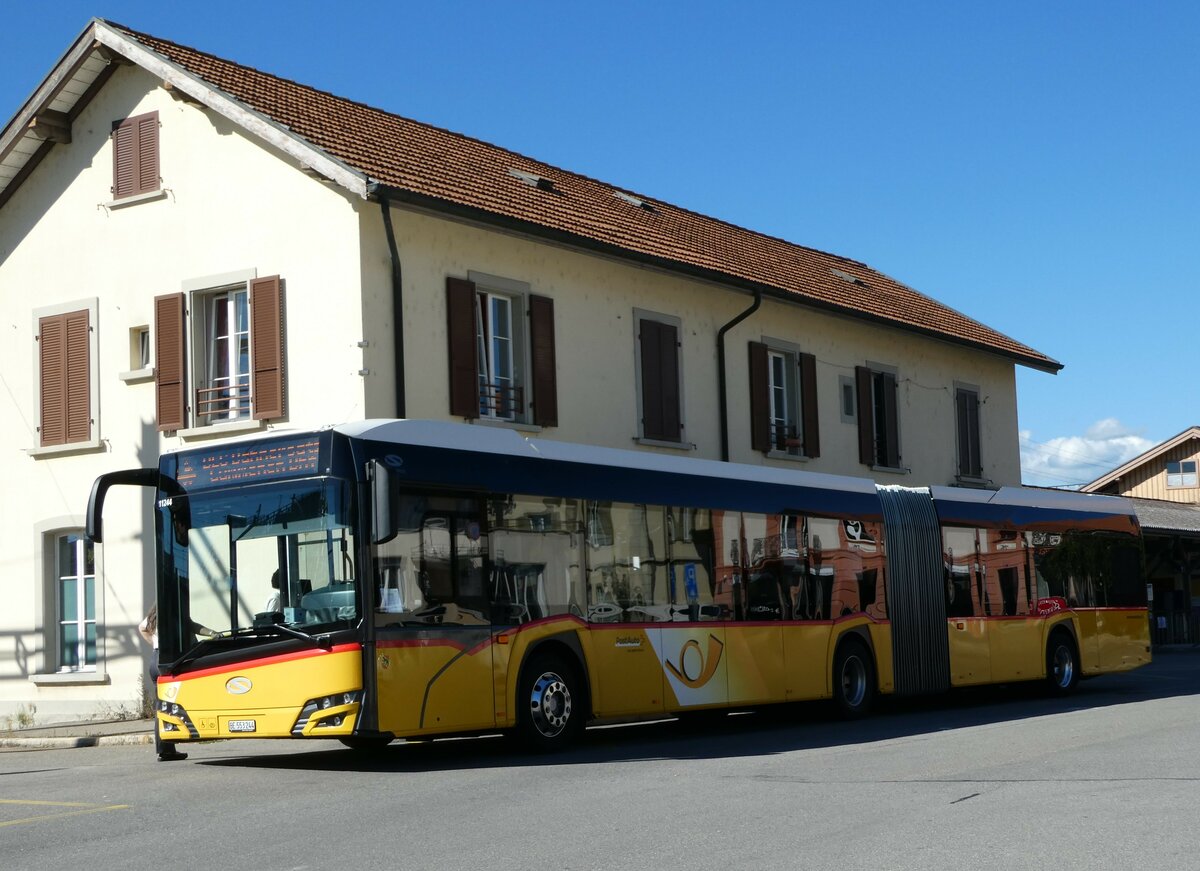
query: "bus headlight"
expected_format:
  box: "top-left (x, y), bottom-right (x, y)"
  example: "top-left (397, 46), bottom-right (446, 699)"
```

top-left (291, 690), bottom-right (362, 735)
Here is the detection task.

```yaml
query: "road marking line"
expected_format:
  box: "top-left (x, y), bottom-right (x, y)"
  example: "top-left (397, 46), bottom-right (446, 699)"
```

top-left (0, 800), bottom-right (130, 828)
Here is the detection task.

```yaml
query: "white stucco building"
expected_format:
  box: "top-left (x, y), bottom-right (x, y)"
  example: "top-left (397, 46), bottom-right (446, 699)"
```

top-left (0, 19), bottom-right (1060, 721)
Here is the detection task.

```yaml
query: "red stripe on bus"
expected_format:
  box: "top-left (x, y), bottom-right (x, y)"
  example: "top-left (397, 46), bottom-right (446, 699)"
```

top-left (161, 642), bottom-right (360, 682)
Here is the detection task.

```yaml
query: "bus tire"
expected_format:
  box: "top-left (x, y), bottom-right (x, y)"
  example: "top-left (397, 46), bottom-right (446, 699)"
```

top-left (517, 652), bottom-right (584, 751)
top-left (832, 638), bottom-right (875, 719)
top-left (1045, 630), bottom-right (1079, 696)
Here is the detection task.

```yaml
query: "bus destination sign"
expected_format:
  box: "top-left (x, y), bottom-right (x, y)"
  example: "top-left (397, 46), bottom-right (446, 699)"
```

top-left (177, 436), bottom-right (322, 490)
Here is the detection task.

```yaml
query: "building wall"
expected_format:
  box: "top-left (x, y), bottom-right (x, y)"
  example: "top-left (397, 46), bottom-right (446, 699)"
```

top-left (1100, 441), bottom-right (1200, 503)
top-left (0, 66), bottom-right (366, 720)
top-left (360, 204), bottom-right (1023, 484)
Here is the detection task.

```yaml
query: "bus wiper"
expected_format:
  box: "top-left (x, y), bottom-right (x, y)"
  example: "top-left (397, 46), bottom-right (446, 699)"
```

top-left (228, 622), bottom-right (332, 650)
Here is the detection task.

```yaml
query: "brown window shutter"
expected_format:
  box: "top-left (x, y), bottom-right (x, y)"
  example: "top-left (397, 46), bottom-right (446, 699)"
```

top-left (528, 294), bottom-right (558, 427)
top-left (799, 352), bottom-right (819, 459)
top-left (38, 310), bottom-right (91, 446)
top-left (112, 111), bottom-right (158, 199)
top-left (855, 366), bottom-right (873, 465)
top-left (446, 277), bottom-right (479, 419)
top-left (880, 371), bottom-right (900, 468)
top-left (38, 315), bottom-right (67, 447)
top-left (748, 341), bottom-right (770, 453)
top-left (251, 276), bottom-right (285, 420)
top-left (154, 292), bottom-right (187, 432)
top-left (136, 112), bottom-right (159, 195)
top-left (640, 319), bottom-right (680, 442)
top-left (64, 310), bottom-right (91, 443)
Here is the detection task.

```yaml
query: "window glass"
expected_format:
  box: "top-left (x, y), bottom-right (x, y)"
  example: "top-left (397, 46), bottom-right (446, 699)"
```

top-left (942, 526), bottom-right (978, 618)
top-left (195, 286), bottom-right (251, 424)
top-left (487, 494), bottom-right (585, 623)
top-left (666, 507), bottom-right (723, 621)
top-left (1167, 460), bottom-right (1198, 488)
top-left (55, 533), bottom-right (96, 671)
top-left (585, 502), bottom-right (670, 622)
top-left (159, 479), bottom-right (359, 663)
top-left (477, 290), bottom-right (522, 420)
top-left (979, 529), bottom-right (1026, 616)
top-left (743, 512), bottom-right (802, 619)
top-left (806, 517), bottom-right (884, 619)
top-left (1031, 531), bottom-right (1097, 608)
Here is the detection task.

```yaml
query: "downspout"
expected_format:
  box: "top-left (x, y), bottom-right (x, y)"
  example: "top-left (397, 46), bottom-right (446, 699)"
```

top-left (717, 289), bottom-right (762, 462)
top-left (378, 194), bottom-right (407, 418)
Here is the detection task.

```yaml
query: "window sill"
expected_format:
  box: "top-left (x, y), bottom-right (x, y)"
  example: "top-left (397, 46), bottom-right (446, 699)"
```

top-left (634, 437), bottom-right (695, 451)
top-left (102, 189), bottom-right (167, 210)
top-left (178, 418), bottom-right (265, 441)
top-left (766, 449), bottom-right (809, 463)
top-left (30, 671), bottom-right (110, 687)
top-left (26, 439), bottom-right (107, 459)
top-left (471, 417), bottom-right (542, 434)
top-left (118, 366), bottom-right (155, 384)
top-left (871, 464), bottom-right (909, 476)
top-left (953, 475), bottom-right (991, 488)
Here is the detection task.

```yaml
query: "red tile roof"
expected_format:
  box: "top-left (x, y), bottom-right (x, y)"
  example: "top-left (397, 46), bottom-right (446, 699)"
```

top-left (113, 22), bottom-right (1059, 372)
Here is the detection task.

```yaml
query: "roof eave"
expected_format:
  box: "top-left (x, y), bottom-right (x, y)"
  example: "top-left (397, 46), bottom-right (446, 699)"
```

top-left (93, 22), bottom-right (369, 199)
top-left (368, 182), bottom-right (1063, 375)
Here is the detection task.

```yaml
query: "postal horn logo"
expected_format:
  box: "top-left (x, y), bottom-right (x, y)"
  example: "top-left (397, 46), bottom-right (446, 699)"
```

top-left (225, 676), bottom-right (253, 695)
top-left (665, 634), bottom-right (724, 689)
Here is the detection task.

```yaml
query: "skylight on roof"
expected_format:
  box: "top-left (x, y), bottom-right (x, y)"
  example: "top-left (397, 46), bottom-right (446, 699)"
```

top-left (831, 268), bottom-right (868, 288)
top-left (509, 168), bottom-right (555, 192)
top-left (614, 190), bottom-right (654, 212)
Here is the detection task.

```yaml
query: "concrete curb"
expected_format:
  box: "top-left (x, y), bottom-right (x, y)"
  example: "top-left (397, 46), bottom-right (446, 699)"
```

top-left (0, 733), bottom-right (153, 749)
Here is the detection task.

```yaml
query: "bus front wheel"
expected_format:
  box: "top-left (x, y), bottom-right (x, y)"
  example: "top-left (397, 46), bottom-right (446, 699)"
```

top-left (832, 638), bottom-right (875, 719)
top-left (517, 652), bottom-right (584, 751)
top-left (1045, 631), bottom-right (1079, 696)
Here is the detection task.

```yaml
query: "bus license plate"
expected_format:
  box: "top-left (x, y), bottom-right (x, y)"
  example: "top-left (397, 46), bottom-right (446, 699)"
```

top-left (227, 719), bottom-right (257, 733)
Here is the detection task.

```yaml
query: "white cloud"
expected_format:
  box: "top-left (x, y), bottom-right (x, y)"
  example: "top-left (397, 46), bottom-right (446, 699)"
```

top-left (1020, 418), bottom-right (1155, 488)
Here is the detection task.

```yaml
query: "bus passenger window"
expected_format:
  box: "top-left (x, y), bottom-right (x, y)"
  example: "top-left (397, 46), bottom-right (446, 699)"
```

top-left (488, 494), bottom-right (585, 624)
top-left (980, 529), bottom-right (1025, 616)
top-left (585, 502), bottom-right (670, 622)
top-left (942, 526), bottom-right (976, 618)
top-left (667, 507), bottom-right (721, 621)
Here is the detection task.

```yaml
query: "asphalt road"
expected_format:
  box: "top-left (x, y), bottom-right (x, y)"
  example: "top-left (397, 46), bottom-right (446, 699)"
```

top-left (2, 654), bottom-right (1197, 871)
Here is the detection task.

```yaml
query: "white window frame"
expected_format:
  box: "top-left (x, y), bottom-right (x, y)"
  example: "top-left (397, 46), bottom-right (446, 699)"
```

top-left (1166, 460), bottom-right (1198, 489)
top-left (762, 336), bottom-right (804, 457)
top-left (30, 517), bottom-right (109, 685)
top-left (181, 269), bottom-right (258, 433)
top-left (469, 271), bottom-right (530, 425)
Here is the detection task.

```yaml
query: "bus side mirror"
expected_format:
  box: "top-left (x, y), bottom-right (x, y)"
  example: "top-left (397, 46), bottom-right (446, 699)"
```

top-left (87, 468), bottom-right (158, 543)
top-left (369, 460), bottom-right (394, 545)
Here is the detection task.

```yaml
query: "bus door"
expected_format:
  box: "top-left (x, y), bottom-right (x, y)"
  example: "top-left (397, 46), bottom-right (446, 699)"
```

top-left (942, 526), bottom-right (991, 686)
top-left (372, 492), bottom-right (494, 736)
top-left (980, 530), bottom-right (1041, 682)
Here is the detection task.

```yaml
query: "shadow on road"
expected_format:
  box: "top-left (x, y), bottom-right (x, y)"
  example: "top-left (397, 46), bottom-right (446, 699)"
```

top-left (200, 653), bottom-right (1198, 774)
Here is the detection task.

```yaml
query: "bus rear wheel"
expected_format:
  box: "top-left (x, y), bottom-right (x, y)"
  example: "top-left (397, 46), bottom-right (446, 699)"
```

top-left (1045, 631), bottom-right (1079, 696)
top-left (517, 652), bottom-right (584, 751)
top-left (832, 638), bottom-right (875, 719)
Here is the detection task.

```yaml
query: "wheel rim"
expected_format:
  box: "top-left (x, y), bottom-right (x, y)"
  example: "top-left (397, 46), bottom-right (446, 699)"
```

top-left (840, 654), bottom-right (867, 708)
top-left (1052, 644), bottom-right (1075, 688)
top-left (529, 671), bottom-right (572, 738)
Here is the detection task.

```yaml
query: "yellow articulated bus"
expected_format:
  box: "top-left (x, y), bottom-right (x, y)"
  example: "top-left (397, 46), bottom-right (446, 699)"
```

top-left (87, 420), bottom-right (1151, 755)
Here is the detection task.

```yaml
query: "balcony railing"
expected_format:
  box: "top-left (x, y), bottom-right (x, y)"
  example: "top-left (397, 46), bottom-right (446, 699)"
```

top-left (479, 382), bottom-right (524, 420)
top-left (196, 380), bottom-right (251, 426)
top-left (771, 422), bottom-right (802, 454)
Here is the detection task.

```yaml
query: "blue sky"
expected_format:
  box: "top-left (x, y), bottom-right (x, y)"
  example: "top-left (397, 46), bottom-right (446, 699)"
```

top-left (3, 1), bottom-right (1196, 487)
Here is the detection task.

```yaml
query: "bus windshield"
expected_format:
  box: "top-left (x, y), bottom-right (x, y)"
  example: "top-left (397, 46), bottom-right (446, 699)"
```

top-left (158, 477), bottom-right (359, 663)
